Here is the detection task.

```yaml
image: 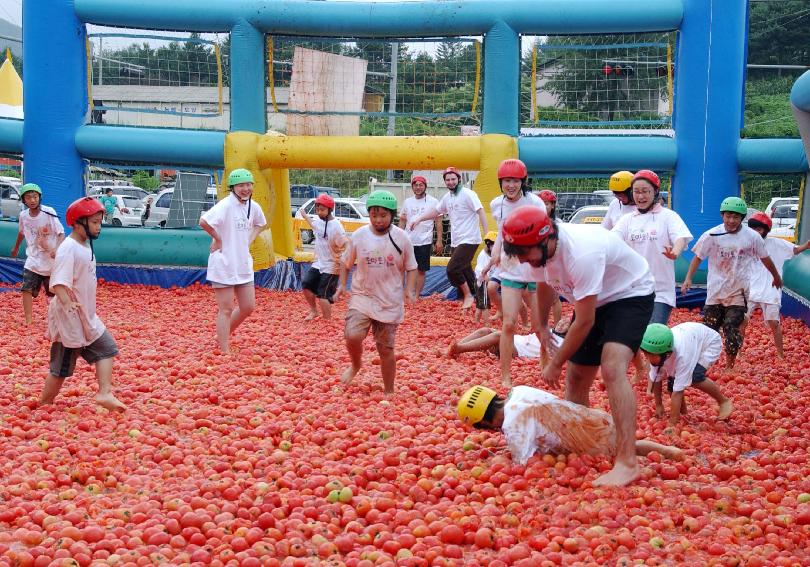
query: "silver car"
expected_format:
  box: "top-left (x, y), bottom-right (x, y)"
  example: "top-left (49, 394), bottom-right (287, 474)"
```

top-left (0, 180), bottom-right (23, 219)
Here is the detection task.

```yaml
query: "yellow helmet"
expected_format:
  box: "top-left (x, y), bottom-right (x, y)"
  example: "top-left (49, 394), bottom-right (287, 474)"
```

top-left (483, 231), bottom-right (498, 242)
top-left (457, 385), bottom-right (497, 426)
top-left (608, 171), bottom-right (634, 193)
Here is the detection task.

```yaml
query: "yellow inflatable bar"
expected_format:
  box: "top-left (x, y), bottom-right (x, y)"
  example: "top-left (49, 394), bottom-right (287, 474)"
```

top-left (224, 132), bottom-right (518, 265)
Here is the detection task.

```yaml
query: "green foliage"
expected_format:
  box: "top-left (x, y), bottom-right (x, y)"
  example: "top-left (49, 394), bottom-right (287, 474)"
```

top-left (131, 170), bottom-right (160, 191)
top-left (748, 1), bottom-right (810, 65)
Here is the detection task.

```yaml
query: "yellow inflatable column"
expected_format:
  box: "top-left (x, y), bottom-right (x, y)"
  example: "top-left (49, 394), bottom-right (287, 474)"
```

top-left (477, 134), bottom-right (519, 231)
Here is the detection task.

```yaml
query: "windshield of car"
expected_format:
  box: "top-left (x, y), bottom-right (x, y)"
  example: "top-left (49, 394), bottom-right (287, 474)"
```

top-left (772, 205), bottom-right (798, 219)
top-left (123, 197), bottom-right (143, 209)
top-left (355, 203), bottom-right (368, 217)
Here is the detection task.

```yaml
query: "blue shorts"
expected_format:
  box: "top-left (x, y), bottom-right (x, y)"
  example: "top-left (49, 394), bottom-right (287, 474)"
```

top-left (501, 279), bottom-right (537, 292)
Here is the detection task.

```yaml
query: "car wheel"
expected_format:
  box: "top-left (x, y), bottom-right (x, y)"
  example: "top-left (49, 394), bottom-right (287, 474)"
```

top-left (159, 221), bottom-right (166, 228)
top-left (112, 219), bottom-right (123, 227)
top-left (301, 229), bottom-right (314, 245)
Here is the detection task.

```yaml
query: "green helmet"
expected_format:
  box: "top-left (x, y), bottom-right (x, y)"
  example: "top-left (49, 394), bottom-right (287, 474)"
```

top-left (366, 190), bottom-right (397, 212)
top-left (640, 324), bottom-right (674, 354)
top-left (19, 183), bottom-right (42, 197)
top-left (228, 168), bottom-right (254, 187)
top-left (719, 196), bottom-right (747, 216)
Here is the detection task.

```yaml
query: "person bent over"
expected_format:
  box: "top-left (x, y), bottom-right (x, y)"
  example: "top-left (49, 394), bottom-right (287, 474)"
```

top-left (640, 323), bottom-right (732, 427)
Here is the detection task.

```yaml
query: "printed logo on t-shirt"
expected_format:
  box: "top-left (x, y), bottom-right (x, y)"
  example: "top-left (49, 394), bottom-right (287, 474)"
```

top-left (718, 246), bottom-right (743, 260)
top-left (363, 246), bottom-right (396, 268)
top-left (235, 218), bottom-right (249, 231)
top-left (547, 279), bottom-right (573, 297)
top-left (629, 228), bottom-right (657, 243)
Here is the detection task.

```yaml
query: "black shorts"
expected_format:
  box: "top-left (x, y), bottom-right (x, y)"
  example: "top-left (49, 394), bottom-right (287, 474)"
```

top-left (302, 267), bottom-right (339, 303)
top-left (49, 330), bottom-right (119, 378)
top-left (21, 269), bottom-right (54, 298)
top-left (413, 244), bottom-right (432, 272)
top-left (569, 293), bottom-right (655, 367)
top-left (667, 364), bottom-right (708, 393)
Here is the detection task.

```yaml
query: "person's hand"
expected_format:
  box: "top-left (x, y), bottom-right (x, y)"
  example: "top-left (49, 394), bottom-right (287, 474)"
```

top-left (681, 278), bottom-right (692, 295)
top-left (434, 242), bottom-right (444, 255)
top-left (772, 274), bottom-right (783, 289)
top-left (540, 359), bottom-right (563, 390)
top-left (332, 287), bottom-right (347, 302)
top-left (662, 246), bottom-right (678, 260)
top-left (405, 289), bottom-right (417, 304)
top-left (407, 220), bottom-right (417, 231)
top-left (50, 251), bottom-right (56, 259)
top-left (10, 245), bottom-right (18, 258)
top-left (210, 238), bottom-right (222, 253)
top-left (59, 296), bottom-right (80, 314)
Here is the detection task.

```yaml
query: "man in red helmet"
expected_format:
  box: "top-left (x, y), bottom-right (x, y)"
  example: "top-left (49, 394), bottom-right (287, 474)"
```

top-left (40, 197), bottom-right (126, 412)
top-left (299, 193), bottom-right (348, 320)
top-left (399, 175), bottom-right (441, 299)
top-left (501, 205), bottom-right (655, 487)
top-left (742, 212), bottom-right (809, 358)
top-left (407, 167), bottom-right (488, 309)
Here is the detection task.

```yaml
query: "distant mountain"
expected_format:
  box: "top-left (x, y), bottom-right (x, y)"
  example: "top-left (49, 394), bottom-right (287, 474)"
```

top-left (0, 19), bottom-right (22, 57)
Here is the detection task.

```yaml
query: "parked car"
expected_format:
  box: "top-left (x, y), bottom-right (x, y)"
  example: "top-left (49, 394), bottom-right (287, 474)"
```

top-left (556, 192), bottom-right (612, 222)
top-left (290, 185), bottom-right (341, 216)
top-left (766, 197), bottom-right (799, 218)
top-left (88, 185), bottom-right (149, 201)
top-left (769, 204), bottom-right (799, 239)
top-left (294, 197), bottom-right (369, 244)
top-left (569, 205), bottom-right (609, 225)
top-left (92, 194), bottom-right (145, 227)
top-left (143, 187), bottom-right (217, 228)
top-left (0, 179), bottom-right (23, 219)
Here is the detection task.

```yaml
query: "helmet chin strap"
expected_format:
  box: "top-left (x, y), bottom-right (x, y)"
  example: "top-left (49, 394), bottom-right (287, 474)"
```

top-left (78, 219), bottom-right (98, 260)
top-left (652, 352), bottom-right (670, 368)
top-left (636, 192), bottom-right (659, 214)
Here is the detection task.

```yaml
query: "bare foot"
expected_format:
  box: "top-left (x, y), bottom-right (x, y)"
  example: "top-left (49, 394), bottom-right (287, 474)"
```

top-left (341, 365), bottom-right (360, 386)
top-left (681, 399), bottom-right (688, 416)
top-left (461, 295), bottom-right (474, 310)
top-left (593, 461), bottom-right (640, 487)
top-left (502, 374), bottom-right (512, 389)
top-left (654, 404), bottom-right (665, 419)
top-left (96, 393), bottom-right (127, 412)
top-left (303, 311), bottom-right (318, 321)
top-left (446, 341), bottom-right (459, 359)
top-left (717, 400), bottom-right (733, 420)
top-left (658, 445), bottom-right (685, 462)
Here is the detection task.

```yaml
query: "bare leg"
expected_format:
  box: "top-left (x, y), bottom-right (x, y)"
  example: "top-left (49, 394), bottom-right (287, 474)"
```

top-left (415, 271), bottom-right (426, 299)
top-left (230, 284), bottom-right (256, 333)
top-left (668, 390), bottom-right (684, 427)
top-left (635, 440), bottom-right (684, 461)
top-left (632, 350), bottom-right (649, 383)
top-left (378, 344), bottom-right (396, 394)
top-left (22, 291), bottom-right (34, 325)
top-left (652, 380), bottom-right (665, 418)
top-left (459, 282), bottom-right (474, 309)
top-left (341, 332), bottom-right (366, 386)
top-left (693, 378), bottom-right (733, 420)
top-left (214, 287), bottom-right (235, 353)
top-left (565, 362), bottom-right (598, 408)
top-left (487, 281), bottom-right (501, 321)
top-left (319, 298), bottom-right (332, 320)
top-left (303, 289), bottom-right (319, 320)
top-left (766, 319), bottom-right (784, 358)
top-left (449, 328), bottom-right (501, 357)
top-left (593, 342), bottom-right (640, 487)
top-left (94, 357), bottom-right (126, 412)
top-left (499, 286), bottom-right (524, 388)
top-left (39, 375), bottom-right (65, 405)
top-left (551, 297), bottom-right (562, 326)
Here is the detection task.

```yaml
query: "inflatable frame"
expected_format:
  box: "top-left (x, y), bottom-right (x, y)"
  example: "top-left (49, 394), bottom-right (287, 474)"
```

top-left (1, 0), bottom-right (809, 321)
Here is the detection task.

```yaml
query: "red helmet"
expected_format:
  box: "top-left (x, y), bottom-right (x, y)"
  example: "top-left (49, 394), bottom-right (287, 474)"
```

top-left (497, 159), bottom-right (527, 180)
top-left (502, 206), bottom-right (553, 246)
top-left (314, 193), bottom-right (335, 210)
top-left (538, 189), bottom-right (557, 202)
top-left (632, 169), bottom-right (660, 190)
top-left (66, 197), bottom-right (105, 227)
top-left (442, 166), bottom-right (461, 180)
top-left (748, 211), bottom-right (772, 231)
top-left (411, 175), bottom-right (427, 186)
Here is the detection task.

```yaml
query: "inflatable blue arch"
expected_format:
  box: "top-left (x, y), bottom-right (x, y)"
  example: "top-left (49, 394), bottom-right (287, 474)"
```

top-left (1, 0), bottom-right (809, 323)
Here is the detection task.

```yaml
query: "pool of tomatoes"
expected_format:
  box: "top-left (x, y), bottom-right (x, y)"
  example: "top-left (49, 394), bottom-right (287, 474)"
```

top-left (1, 282), bottom-right (809, 566)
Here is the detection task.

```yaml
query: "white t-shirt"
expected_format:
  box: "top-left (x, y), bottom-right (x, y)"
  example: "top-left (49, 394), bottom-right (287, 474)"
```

top-left (649, 322), bottom-right (722, 392)
top-left (201, 194), bottom-right (267, 286)
top-left (401, 195), bottom-right (439, 246)
top-left (47, 237), bottom-right (106, 348)
top-left (601, 198), bottom-right (637, 230)
top-left (528, 224), bottom-right (655, 308)
top-left (612, 206), bottom-right (693, 307)
top-left (691, 225), bottom-right (767, 306)
top-left (436, 188), bottom-right (484, 247)
top-left (491, 192), bottom-right (547, 282)
top-left (18, 206), bottom-right (64, 276)
top-left (474, 249), bottom-right (491, 281)
top-left (748, 237), bottom-right (794, 305)
top-left (503, 386), bottom-right (615, 465)
top-left (345, 225), bottom-right (418, 324)
top-left (308, 215), bottom-right (347, 275)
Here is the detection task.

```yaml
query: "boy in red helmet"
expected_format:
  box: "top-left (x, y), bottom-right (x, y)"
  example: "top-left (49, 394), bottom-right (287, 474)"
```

top-left (299, 193), bottom-right (348, 320)
top-left (399, 175), bottom-right (441, 299)
top-left (502, 205), bottom-right (656, 487)
top-left (742, 212), bottom-right (809, 358)
top-left (40, 197), bottom-right (126, 412)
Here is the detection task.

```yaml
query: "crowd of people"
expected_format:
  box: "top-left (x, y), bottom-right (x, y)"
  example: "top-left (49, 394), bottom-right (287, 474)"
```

top-left (10, 160), bottom-right (808, 486)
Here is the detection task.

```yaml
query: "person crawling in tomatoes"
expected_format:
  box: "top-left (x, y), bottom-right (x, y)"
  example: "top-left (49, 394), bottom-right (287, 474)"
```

top-left (458, 385), bottom-right (684, 469)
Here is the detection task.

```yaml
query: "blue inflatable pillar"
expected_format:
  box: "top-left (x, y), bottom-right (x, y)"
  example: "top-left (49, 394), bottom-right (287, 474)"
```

top-left (482, 21), bottom-right (519, 136)
top-left (672, 0), bottom-right (748, 237)
top-left (22, 0), bottom-right (87, 217)
top-left (230, 20), bottom-right (266, 133)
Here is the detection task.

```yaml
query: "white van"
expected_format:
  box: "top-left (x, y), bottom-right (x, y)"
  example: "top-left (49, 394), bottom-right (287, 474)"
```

top-left (143, 187), bottom-right (218, 228)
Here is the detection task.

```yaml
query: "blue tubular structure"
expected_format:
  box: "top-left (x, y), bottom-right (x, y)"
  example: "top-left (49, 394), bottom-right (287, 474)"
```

top-left (672, 0), bottom-right (748, 237)
top-left (482, 21), bottom-right (520, 136)
top-left (0, 119), bottom-right (23, 154)
top-left (74, 0), bottom-right (683, 35)
top-left (519, 137), bottom-right (678, 173)
top-left (75, 126), bottom-right (226, 168)
top-left (737, 139), bottom-right (808, 173)
top-left (22, 0), bottom-right (87, 217)
top-left (230, 21), bottom-right (267, 133)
